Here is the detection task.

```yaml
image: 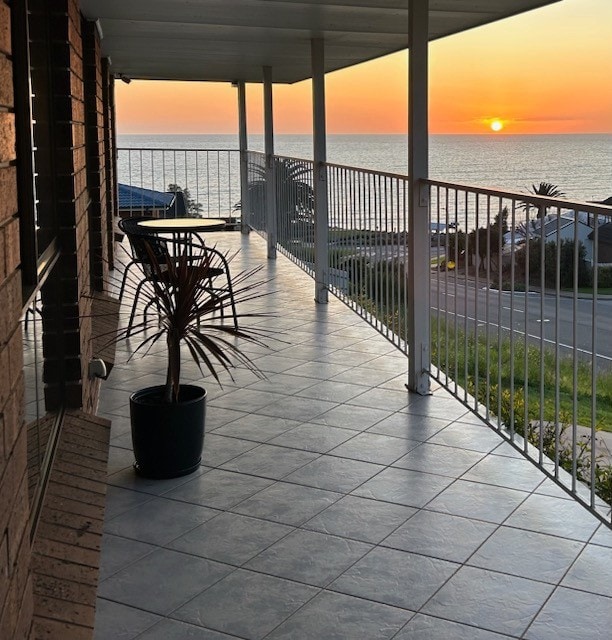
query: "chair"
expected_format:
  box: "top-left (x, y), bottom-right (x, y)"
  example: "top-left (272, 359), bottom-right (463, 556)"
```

top-left (121, 221), bottom-right (239, 334)
top-left (117, 215), bottom-right (156, 300)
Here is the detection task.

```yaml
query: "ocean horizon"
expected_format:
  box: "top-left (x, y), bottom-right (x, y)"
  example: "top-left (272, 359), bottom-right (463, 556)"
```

top-left (118, 133), bottom-right (611, 205)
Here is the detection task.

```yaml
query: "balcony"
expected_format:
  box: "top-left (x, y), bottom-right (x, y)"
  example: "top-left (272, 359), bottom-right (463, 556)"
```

top-left (95, 230), bottom-right (612, 640)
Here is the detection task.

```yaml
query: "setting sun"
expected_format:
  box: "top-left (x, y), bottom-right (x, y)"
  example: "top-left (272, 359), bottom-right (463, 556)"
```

top-left (490, 119), bottom-right (504, 132)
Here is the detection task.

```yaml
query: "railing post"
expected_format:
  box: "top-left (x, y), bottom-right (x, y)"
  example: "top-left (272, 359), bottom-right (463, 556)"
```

top-left (407, 0), bottom-right (431, 395)
top-left (312, 38), bottom-right (328, 304)
top-left (236, 80), bottom-right (250, 235)
top-left (263, 66), bottom-right (276, 259)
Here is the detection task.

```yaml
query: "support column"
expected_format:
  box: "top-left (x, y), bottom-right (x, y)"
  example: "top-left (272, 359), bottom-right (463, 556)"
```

top-left (407, 0), bottom-right (431, 394)
top-left (237, 81), bottom-right (250, 235)
top-left (312, 38), bottom-right (328, 304)
top-left (263, 66), bottom-right (276, 259)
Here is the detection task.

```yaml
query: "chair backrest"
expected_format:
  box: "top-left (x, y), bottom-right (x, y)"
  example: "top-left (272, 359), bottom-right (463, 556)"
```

top-left (119, 217), bottom-right (171, 276)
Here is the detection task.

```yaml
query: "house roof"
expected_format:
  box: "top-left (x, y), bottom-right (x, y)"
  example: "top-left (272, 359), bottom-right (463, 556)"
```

top-left (589, 222), bottom-right (612, 244)
top-left (118, 183), bottom-right (175, 210)
top-left (80, 0), bottom-right (562, 84)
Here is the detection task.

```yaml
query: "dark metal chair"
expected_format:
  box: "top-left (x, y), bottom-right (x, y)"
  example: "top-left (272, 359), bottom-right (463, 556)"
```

top-left (121, 220), bottom-right (239, 334)
top-left (117, 215), bottom-right (156, 300)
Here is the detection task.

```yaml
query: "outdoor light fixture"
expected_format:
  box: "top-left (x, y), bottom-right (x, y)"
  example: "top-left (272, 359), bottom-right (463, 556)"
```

top-left (116, 74), bottom-right (131, 84)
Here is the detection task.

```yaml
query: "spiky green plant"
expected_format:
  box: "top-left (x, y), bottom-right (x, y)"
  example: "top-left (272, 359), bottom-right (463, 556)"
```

top-left (118, 243), bottom-right (271, 403)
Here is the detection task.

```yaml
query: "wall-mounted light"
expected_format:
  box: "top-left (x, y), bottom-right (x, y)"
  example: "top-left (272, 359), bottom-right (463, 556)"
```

top-left (116, 73), bottom-right (131, 84)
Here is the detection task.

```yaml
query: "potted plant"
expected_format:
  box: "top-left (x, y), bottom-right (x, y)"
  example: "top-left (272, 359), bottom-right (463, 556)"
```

top-left (119, 240), bottom-right (268, 479)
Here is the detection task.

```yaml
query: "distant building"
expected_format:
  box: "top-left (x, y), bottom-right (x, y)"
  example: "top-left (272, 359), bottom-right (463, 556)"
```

top-left (589, 222), bottom-right (612, 265)
top-left (118, 183), bottom-right (188, 218)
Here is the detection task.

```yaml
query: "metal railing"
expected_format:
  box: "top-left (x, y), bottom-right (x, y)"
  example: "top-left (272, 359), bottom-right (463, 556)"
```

top-left (117, 148), bottom-right (240, 218)
top-left (246, 152), bottom-right (612, 522)
top-left (427, 181), bottom-right (612, 520)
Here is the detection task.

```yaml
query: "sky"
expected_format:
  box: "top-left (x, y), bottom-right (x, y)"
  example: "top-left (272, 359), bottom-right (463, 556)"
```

top-left (115, 0), bottom-right (612, 136)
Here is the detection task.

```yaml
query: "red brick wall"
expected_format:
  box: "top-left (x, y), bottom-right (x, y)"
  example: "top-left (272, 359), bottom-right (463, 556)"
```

top-left (0, 1), bottom-right (34, 637)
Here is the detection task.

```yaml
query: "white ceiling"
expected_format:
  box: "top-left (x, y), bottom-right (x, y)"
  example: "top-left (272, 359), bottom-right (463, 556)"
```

top-left (80, 0), bottom-right (562, 84)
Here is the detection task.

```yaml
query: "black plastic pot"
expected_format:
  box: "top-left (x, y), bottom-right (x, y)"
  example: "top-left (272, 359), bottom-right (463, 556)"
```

top-left (130, 384), bottom-right (206, 479)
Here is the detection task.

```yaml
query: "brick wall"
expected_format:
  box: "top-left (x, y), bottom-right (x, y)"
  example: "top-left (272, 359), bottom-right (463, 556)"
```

top-left (0, 1), bottom-right (34, 637)
top-left (29, 0), bottom-right (98, 412)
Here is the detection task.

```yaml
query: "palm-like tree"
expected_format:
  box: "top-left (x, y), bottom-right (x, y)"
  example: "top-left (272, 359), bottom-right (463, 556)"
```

top-left (520, 182), bottom-right (566, 218)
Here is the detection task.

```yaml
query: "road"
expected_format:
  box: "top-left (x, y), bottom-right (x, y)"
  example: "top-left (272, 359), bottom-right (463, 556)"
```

top-left (430, 277), bottom-right (612, 366)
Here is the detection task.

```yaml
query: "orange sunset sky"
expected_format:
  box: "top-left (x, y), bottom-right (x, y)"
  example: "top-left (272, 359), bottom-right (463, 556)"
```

top-left (116, 0), bottom-right (612, 136)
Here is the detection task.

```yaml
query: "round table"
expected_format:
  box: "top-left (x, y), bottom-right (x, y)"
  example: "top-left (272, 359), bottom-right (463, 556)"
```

top-left (137, 218), bottom-right (226, 233)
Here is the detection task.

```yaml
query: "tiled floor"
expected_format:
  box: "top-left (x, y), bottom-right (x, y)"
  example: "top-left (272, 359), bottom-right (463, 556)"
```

top-left (95, 232), bottom-right (612, 640)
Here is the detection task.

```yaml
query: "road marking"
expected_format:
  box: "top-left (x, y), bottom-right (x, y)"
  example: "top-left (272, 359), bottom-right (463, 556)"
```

top-left (536, 319), bottom-right (550, 323)
top-left (503, 306), bottom-right (524, 313)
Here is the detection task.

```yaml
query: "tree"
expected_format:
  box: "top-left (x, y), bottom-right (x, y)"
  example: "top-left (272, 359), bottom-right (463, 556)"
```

top-left (520, 182), bottom-right (566, 218)
top-left (167, 183), bottom-right (203, 217)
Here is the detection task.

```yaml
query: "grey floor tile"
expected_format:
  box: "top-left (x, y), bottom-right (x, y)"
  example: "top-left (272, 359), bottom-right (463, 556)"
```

top-left (266, 590), bottom-right (412, 640)
top-left (284, 455), bottom-right (384, 493)
top-left (303, 495), bottom-right (416, 544)
top-left (246, 373), bottom-right (320, 395)
top-left (201, 407), bottom-right (249, 430)
top-left (462, 455), bottom-right (547, 492)
top-left (468, 526), bottom-right (584, 583)
top-left (163, 469), bottom-right (274, 510)
top-left (169, 512), bottom-right (293, 565)
top-left (219, 443), bottom-right (319, 478)
top-left (104, 496), bottom-right (218, 545)
top-left (98, 548), bottom-right (231, 615)
top-left (395, 614), bottom-right (514, 640)
top-left (329, 547), bottom-right (458, 610)
top-left (331, 367), bottom-right (398, 387)
top-left (312, 404), bottom-right (390, 430)
top-left (284, 361), bottom-right (352, 380)
top-left (329, 432), bottom-right (421, 465)
top-left (173, 569), bottom-right (319, 640)
top-left (99, 534), bottom-right (157, 581)
top-left (347, 388), bottom-right (412, 412)
top-left (427, 480), bottom-right (528, 524)
top-left (209, 388), bottom-right (287, 412)
top-left (352, 467), bottom-right (453, 508)
top-left (231, 481), bottom-right (342, 525)
top-left (201, 434), bottom-right (260, 467)
top-left (107, 445), bottom-right (136, 475)
top-left (403, 397), bottom-right (469, 421)
top-left (93, 599), bottom-right (161, 640)
top-left (382, 510), bottom-right (496, 563)
top-left (245, 528), bottom-right (372, 587)
top-left (504, 494), bottom-right (601, 541)
top-left (367, 413), bottom-right (451, 440)
top-left (392, 442), bottom-right (485, 477)
top-left (422, 566), bottom-right (553, 636)
top-left (295, 380), bottom-right (370, 403)
top-left (103, 486), bottom-right (155, 520)
top-left (268, 423), bottom-right (358, 453)
top-left (257, 395), bottom-right (338, 421)
top-left (561, 543), bottom-right (612, 597)
top-left (591, 524), bottom-right (612, 547)
top-left (210, 414), bottom-right (301, 442)
top-left (524, 587), bottom-right (612, 640)
top-left (106, 466), bottom-right (208, 497)
top-left (137, 619), bottom-right (234, 639)
top-left (427, 422), bottom-right (504, 452)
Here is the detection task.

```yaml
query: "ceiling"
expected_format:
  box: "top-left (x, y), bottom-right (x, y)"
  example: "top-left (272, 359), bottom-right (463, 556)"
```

top-left (80, 0), bottom-right (562, 84)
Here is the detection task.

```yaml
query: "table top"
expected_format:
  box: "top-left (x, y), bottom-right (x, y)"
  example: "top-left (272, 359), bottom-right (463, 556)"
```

top-left (137, 218), bottom-right (226, 232)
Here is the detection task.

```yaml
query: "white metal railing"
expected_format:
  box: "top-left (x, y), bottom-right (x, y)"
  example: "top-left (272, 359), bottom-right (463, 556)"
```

top-left (427, 181), bottom-right (612, 520)
top-left (117, 148), bottom-right (240, 218)
top-left (246, 153), bottom-right (612, 523)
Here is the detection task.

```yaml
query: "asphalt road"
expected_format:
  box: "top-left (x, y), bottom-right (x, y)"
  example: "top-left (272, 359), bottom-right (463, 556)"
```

top-left (430, 277), bottom-right (612, 366)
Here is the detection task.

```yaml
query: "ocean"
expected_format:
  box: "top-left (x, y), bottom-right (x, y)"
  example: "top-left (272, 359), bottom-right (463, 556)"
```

top-left (118, 133), bottom-right (612, 204)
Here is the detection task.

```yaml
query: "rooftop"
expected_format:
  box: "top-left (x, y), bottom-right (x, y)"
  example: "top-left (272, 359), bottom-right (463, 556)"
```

top-left (95, 231), bottom-right (612, 640)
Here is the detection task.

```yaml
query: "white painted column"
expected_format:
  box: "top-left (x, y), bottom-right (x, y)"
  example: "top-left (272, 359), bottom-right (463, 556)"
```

top-left (263, 66), bottom-right (276, 259)
top-left (312, 38), bottom-right (329, 304)
top-left (237, 81), bottom-right (250, 235)
top-left (407, 0), bottom-right (431, 394)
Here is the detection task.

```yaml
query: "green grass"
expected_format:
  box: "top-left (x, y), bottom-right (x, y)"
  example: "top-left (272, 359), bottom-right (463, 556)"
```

top-left (431, 318), bottom-right (612, 432)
